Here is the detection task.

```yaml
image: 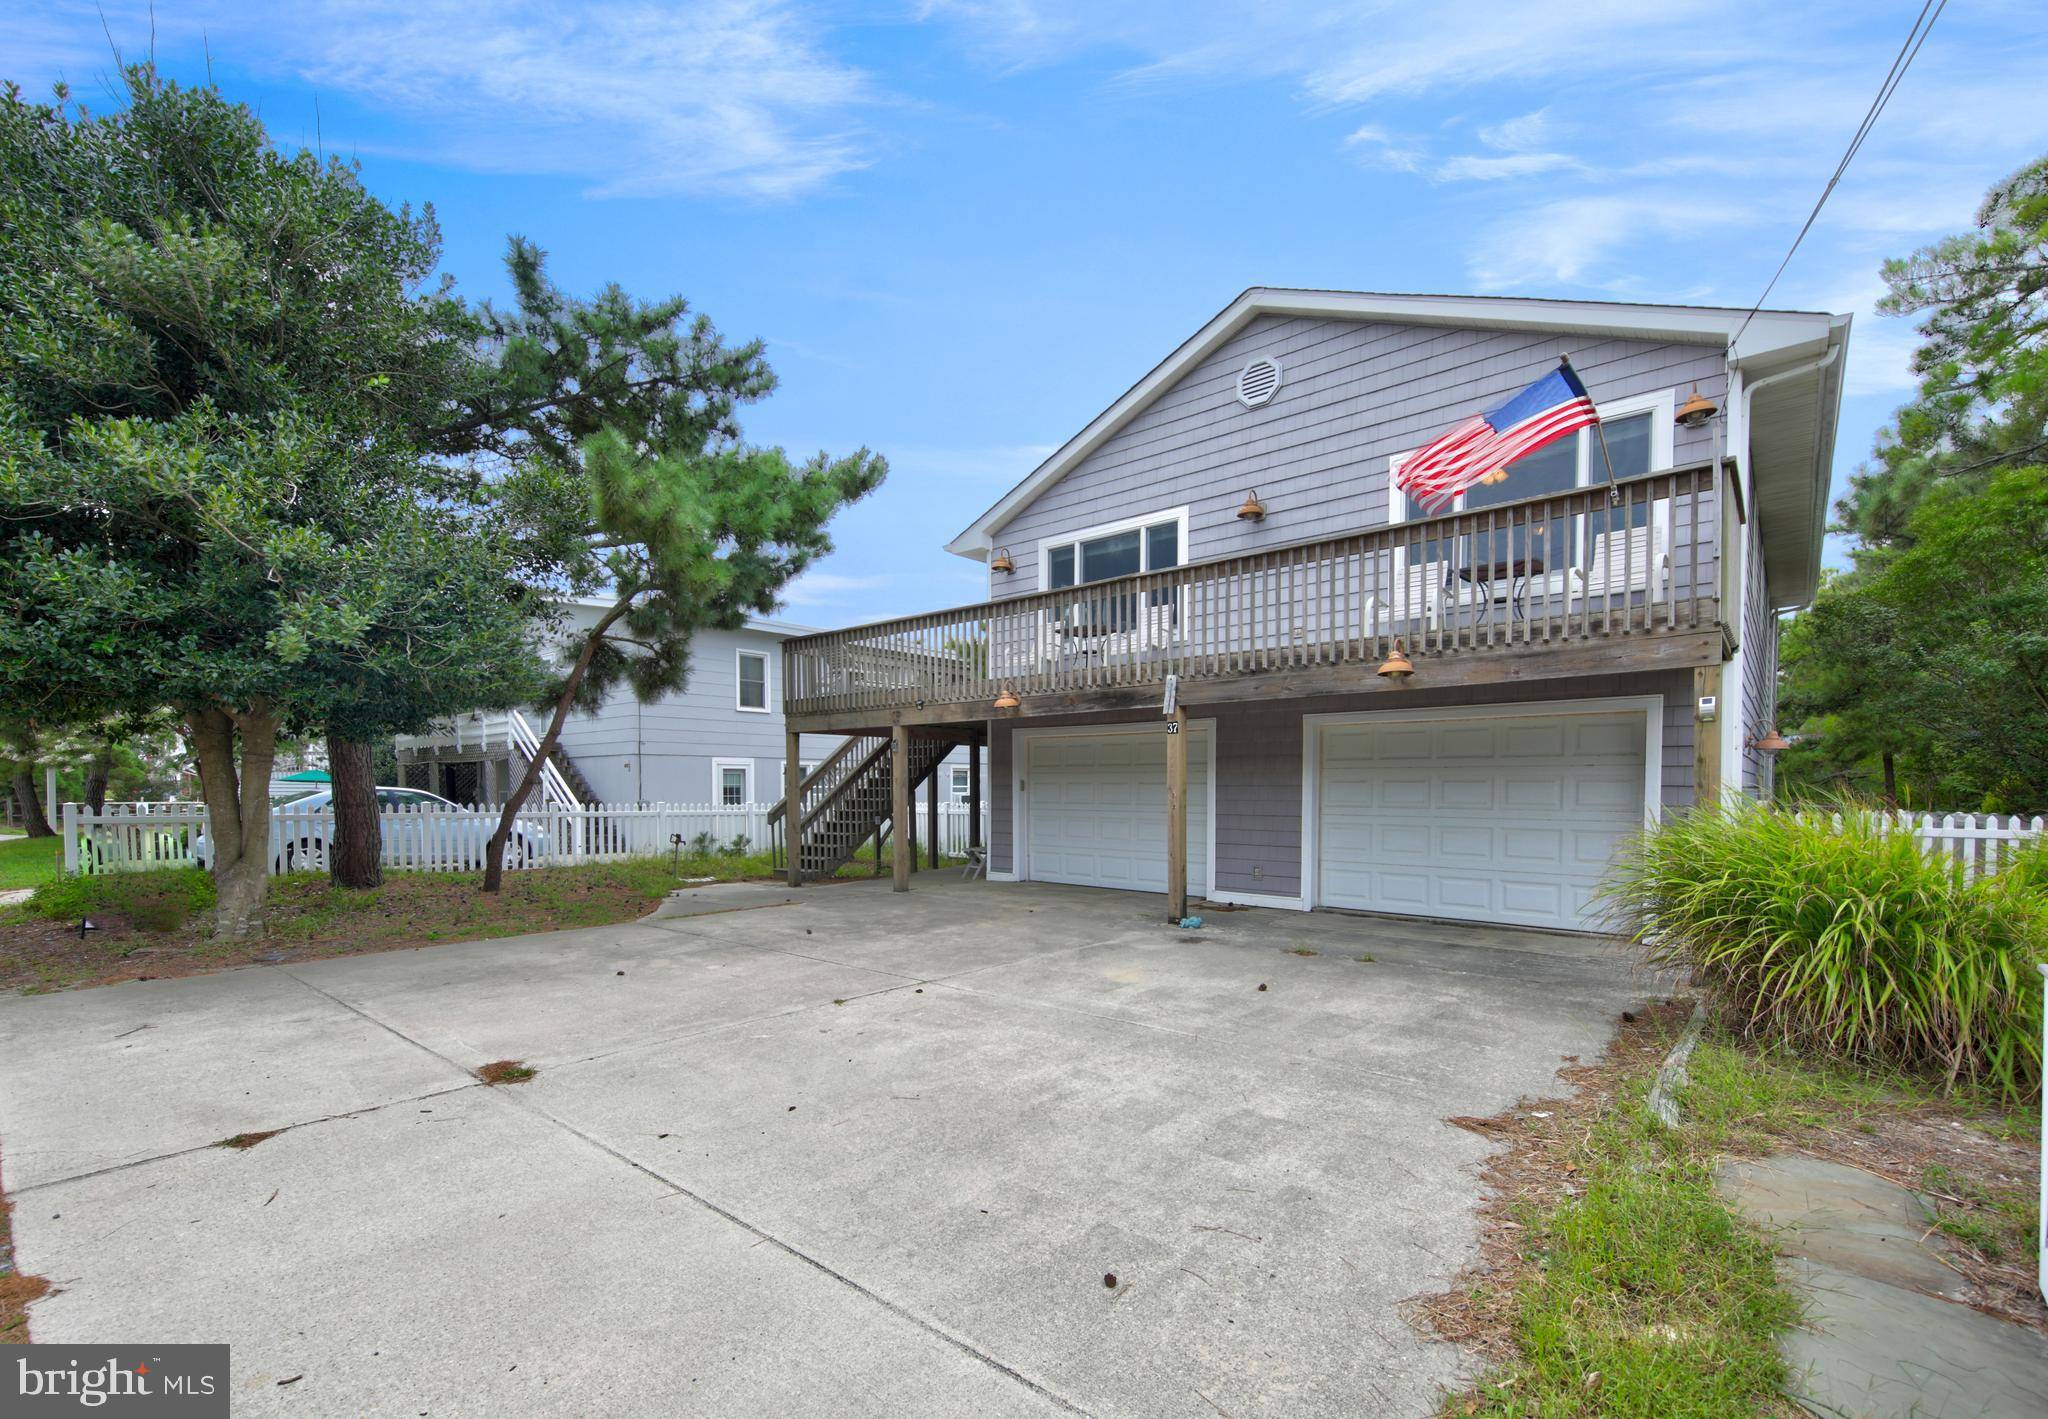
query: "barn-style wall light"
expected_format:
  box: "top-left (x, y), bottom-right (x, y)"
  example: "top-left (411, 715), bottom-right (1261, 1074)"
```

top-left (1376, 639), bottom-right (1414, 680)
top-left (989, 547), bottom-right (1016, 574)
top-left (992, 685), bottom-right (1020, 711)
top-left (1747, 726), bottom-right (1791, 752)
top-left (1236, 490), bottom-right (1267, 523)
top-left (1675, 386), bottom-right (1719, 429)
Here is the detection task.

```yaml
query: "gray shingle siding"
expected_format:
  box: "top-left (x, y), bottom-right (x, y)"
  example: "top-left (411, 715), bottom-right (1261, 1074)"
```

top-left (987, 671), bottom-right (1698, 890)
top-left (987, 314), bottom-right (1727, 599)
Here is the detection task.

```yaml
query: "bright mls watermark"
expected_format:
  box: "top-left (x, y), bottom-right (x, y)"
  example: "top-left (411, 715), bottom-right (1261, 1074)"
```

top-left (9, 1346), bottom-right (228, 1416)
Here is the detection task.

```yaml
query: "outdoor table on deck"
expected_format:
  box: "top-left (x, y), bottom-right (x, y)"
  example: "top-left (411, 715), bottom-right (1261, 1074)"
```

top-left (1448, 557), bottom-right (1546, 621)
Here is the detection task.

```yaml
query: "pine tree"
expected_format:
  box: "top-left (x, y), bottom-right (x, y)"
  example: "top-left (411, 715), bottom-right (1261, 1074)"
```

top-left (469, 249), bottom-right (886, 891)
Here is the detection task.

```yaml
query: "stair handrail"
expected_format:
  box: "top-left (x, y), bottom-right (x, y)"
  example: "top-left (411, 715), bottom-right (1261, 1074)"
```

top-left (767, 734), bottom-right (886, 831)
top-left (507, 709), bottom-right (582, 809)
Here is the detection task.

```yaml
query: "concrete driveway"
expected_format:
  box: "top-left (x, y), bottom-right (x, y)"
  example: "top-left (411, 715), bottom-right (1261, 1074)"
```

top-left (1, 875), bottom-right (1652, 1417)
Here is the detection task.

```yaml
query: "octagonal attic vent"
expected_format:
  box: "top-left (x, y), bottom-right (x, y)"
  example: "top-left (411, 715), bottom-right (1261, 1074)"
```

top-left (1236, 356), bottom-right (1282, 408)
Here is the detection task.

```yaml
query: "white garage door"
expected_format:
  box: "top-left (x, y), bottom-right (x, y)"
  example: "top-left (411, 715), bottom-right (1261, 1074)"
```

top-left (1316, 711), bottom-right (1646, 931)
top-left (1023, 728), bottom-right (1209, 897)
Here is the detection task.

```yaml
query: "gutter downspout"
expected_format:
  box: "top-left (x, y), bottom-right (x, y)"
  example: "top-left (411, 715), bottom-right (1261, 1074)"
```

top-left (1725, 339), bottom-right (1843, 793)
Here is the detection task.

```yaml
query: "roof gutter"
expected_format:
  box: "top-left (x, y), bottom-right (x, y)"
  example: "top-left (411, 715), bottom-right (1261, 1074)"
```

top-left (1742, 339), bottom-right (1844, 610)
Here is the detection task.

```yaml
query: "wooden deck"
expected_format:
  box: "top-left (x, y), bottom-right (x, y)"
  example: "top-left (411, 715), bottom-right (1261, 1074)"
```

top-left (785, 462), bottom-right (1732, 734)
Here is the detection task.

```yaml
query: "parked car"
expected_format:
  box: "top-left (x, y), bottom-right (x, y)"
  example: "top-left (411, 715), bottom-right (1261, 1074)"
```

top-left (193, 787), bottom-right (545, 873)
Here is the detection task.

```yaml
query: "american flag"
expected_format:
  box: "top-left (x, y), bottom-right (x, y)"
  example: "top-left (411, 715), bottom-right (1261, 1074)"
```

top-left (1394, 359), bottom-right (1599, 513)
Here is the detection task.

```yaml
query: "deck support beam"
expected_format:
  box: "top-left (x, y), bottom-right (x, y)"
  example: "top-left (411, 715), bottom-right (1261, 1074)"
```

top-left (1694, 663), bottom-right (1725, 805)
top-left (1165, 705), bottom-right (1188, 923)
top-left (927, 760), bottom-right (939, 869)
top-left (968, 730), bottom-right (983, 855)
top-left (891, 723), bottom-right (911, 892)
top-left (783, 730), bottom-right (803, 886)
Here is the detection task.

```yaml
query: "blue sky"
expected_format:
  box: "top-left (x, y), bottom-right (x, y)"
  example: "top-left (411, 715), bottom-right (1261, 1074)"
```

top-left (11, 2), bottom-right (2048, 626)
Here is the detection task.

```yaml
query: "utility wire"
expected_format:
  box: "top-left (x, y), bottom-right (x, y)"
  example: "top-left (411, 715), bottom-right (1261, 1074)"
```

top-left (1730, 0), bottom-right (1948, 351)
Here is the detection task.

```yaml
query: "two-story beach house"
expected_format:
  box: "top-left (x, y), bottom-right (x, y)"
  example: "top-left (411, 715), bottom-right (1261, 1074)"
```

top-left (773, 290), bottom-right (1849, 931)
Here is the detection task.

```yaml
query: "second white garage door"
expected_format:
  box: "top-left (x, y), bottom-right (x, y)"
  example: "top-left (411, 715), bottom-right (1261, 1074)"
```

top-left (1023, 727), bottom-right (1209, 897)
top-left (1315, 710), bottom-right (1648, 931)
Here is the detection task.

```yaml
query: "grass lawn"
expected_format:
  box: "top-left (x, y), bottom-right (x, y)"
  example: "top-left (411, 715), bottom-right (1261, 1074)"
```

top-left (1422, 1006), bottom-right (2043, 1418)
top-left (0, 848), bottom-right (918, 995)
top-left (0, 834), bottom-right (64, 893)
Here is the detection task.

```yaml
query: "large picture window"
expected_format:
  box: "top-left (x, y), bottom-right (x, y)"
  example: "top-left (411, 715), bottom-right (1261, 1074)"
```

top-left (1039, 509), bottom-right (1187, 637)
top-left (1390, 391), bottom-right (1674, 573)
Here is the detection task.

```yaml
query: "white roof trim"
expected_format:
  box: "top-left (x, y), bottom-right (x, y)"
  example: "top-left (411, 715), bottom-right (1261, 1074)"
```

top-left (947, 287), bottom-right (1846, 559)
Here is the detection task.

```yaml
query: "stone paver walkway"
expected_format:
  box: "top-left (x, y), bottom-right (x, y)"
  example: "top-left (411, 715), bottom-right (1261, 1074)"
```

top-left (1719, 1155), bottom-right (2048, 1418)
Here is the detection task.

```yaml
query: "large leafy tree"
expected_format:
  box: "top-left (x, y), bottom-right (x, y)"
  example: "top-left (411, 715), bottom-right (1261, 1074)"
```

top-left (471, 251), bottom-right (887, 891)
top-left (0, 70), bottom-right (525, 934)
top-left (1781, 156), bottom-right (2048, 811)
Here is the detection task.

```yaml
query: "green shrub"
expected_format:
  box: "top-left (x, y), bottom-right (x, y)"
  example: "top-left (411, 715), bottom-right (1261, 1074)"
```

top-left (1601, 800), bottom-right (2046, 1103)
top-left (27, 867), bottom-right (215, 929)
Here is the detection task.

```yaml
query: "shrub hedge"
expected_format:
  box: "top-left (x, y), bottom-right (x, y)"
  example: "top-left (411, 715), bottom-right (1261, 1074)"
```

top-left (1601, 800), bottom-right (2045, 1103)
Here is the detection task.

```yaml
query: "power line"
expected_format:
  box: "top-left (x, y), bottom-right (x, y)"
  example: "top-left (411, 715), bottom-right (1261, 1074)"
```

top-left (1730, 0), bottom-right (1948, 351)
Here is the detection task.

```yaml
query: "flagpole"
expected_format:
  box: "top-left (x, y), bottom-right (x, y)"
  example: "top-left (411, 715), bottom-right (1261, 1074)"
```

top-left (1563, 352), bottom-right (1623, 506)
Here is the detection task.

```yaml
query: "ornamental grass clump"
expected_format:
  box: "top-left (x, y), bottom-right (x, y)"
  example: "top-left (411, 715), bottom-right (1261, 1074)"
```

top-left (1601, 800), bottom-right (2046, 1103)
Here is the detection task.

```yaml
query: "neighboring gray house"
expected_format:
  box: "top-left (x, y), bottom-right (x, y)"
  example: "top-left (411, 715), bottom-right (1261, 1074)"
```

top-left (775, 289), bottom-right (1848, 932)
top-left (398, 604), bottom-right (980, 811)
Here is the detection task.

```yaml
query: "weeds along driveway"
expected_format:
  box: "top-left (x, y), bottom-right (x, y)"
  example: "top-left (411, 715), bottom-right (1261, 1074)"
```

top-left (0, 875), bottom-right (1652, 1418)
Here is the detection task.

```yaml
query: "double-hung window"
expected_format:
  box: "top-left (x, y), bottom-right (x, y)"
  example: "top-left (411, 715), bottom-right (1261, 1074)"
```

top-left (713, 759), bottom-right (752, 807)
top-left (735, 649), bottom-right (769, 712)
top-left (1040, 510), bottom-right (1186, 635)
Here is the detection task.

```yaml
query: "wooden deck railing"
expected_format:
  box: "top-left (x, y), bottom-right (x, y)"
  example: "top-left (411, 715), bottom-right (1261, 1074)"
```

top-left (786, 463), bottom-right (1724, 722)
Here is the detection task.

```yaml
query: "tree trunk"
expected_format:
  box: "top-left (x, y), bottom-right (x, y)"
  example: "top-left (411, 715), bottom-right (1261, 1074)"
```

top-left (482, 596), bottom-right (634, 893)
top-left (9, 770), bottom-right (54, 838)
top-left (84, 752), bottom-right (112, 816)
top-left (325, 733), bottom-right (384, 890)
top-left (1881, 750), bottom-right (1899, 811)
top-left (187, 703), bottom-right (280, 941)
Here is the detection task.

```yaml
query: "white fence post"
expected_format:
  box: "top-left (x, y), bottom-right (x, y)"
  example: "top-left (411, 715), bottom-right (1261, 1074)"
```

top-left (62, 802), bottom-right (79, 875)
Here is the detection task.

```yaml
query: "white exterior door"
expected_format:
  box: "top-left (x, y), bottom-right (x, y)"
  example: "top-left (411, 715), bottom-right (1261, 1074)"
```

top-left (1023, 727), bottom-right (1209, 896)
top-left (1315, 711), bottom-right (1646, 931)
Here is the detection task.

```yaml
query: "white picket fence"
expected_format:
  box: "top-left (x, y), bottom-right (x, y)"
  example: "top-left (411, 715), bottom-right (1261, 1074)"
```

top-left (1792, 811), bottom-right (2046, 877)
top-left (62, 800), bottom-right (988, 877)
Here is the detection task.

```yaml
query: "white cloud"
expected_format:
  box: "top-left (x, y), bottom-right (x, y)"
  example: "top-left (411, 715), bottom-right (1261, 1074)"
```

top-left (1343, 123), bottom-right (1423, 174)
top-left (54, 0), bottom-right (880, 199)
top-left (1465, 195), bottom-right (1753, 291)
top-left (1476, 108), bottom-right (1559, 153)
top-left (1435, 151), bottom-right (1581, 182)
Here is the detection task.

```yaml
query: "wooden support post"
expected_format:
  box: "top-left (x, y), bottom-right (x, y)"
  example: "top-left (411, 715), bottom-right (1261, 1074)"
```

top-left (1165, 706), bottom-right (1188, 922)
top-left (891, 723), bottom-right (911, 892)
top-left (927, 758), bottom-right (939, 869)
top-left (968, 732), bottom-right (983, 854)
top-left (783, 730), bottom-right (803, 886)
top-left (1694, 664), bottom-right (1724, 806)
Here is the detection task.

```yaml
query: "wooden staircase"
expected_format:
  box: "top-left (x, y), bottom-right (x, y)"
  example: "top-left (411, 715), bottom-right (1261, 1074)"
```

top-left (769, 732), bottom-right (960, 879)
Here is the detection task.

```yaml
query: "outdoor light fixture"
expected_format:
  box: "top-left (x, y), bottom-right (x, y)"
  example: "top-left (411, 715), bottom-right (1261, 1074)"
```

top-left (1477, 467), bottom-right (1509, 486)
top-left (990, 547), bottom-right (1016, 574)
top-left (1237, 490), bottom-right (1267, 523)
top-left (992, 685), bottom-right (1021, 711)
top-left (1675, 386), bottom-right (1719, 429)
top-left (1747, 726), bottom-right (1791, 752)
top-left (1376, 638), bottom-right (1414, 680)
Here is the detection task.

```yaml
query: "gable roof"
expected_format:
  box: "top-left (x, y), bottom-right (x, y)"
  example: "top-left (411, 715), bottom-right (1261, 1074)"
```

top-left (947, 287), bottom-right (1851, 605)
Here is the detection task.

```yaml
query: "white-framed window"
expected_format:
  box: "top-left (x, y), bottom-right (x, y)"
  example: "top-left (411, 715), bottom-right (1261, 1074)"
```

top-left (780, 759), bottom-right (818, 788)
top-left (949, 766), bottom-right (971, 802)
top-left (1386, 390), bottom-right (1676, 579)
top-left (735, 648), bottom-right (770, 713)
top-left (1389, 390), bottom-right (1675, 527)
top-left (1037, 506), bottom-right (1188, 590)
top-left (711, 758), bottom-right (752, 807)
